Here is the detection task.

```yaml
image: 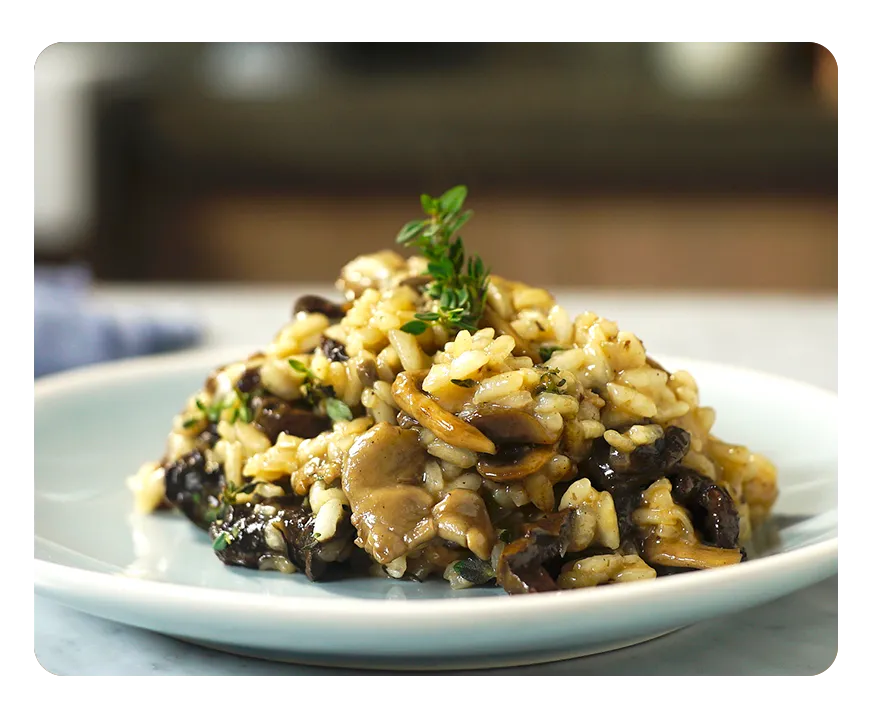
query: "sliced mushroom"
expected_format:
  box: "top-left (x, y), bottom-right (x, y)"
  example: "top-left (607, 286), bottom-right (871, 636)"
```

top-left (391, 371), bottom-right (496, 455)
top-left (481, 306), bottom-right (541, 363)
top-left (461, 404), bottom-right (555, 445)
top-left (164, 450), bottom-right (225, 530)
top-left (342, 423), bottom-right (436, 565)
top-left (432, 489), bottom-right (496, 560)
top-left (320, 337), bottom-right (350, 362)
top-left (476, 444), bottom-right (556, 481)
top-left (250, 395), bottom-right (331, 444)
top-left (496, 511), bottom-right (573, 594)
top-left (235, 366), bottom-right (262, 394)
top-left (642, 536), bottom-right (743, 570)
top-left (586, 426), bottom-right (691, 496)
top-left (669, 466), bottom-right (740, 549)
top-left (293, 295), bottom-right (347, 319)
top-left (210, 500), bottom-right (334, 581)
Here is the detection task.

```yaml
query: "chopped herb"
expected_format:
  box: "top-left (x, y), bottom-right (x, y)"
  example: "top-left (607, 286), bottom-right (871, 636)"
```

top-left (190, 386), bottom-right (254, 427)
top-left (400, 319), bottom-right (429, 335)
top-left (288, 358), bottom-right (352, 423)
top-left (397, 186), bottom-right (490, 335)
top-left (212, 523), bottom-right (242, 551)
top-left (534, 367), bottom-right (568, 396)
top-left (325, 397), bottom-right (353, 422)
top-left (211, 526), bottom-right (240, 552)
top-left (451, 379), bottom-right (476, 388)
top-left (288, 358), bottom-right (309, 375)
top-left (497, 528), bottom-right (513, 543)
top-left (539, 346), bottom-right (566, 363)
top-left (202, 503), bottom-right (226, 525)
top-left (453, 557), bottom-right (497, 585)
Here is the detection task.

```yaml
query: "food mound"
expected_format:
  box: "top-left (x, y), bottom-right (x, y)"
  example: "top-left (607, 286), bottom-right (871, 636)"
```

top-left (129, 187), bottom-right (778, 594)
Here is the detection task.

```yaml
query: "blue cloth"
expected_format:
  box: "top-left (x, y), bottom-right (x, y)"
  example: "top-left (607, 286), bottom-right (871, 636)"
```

top-left (35, 266), bottom-right (203, 378)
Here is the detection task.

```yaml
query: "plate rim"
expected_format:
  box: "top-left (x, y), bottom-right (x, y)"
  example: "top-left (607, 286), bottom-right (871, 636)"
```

top-left (35, 346), bottom-right (838, 623)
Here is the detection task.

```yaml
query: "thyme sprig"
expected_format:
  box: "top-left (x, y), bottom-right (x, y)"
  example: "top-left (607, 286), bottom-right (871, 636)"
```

top-left (396, 186), bottom-right (490, 335)
top-left (534, 367), bottom-right (568, 396)
top-left (288, 359), bottom-right (354, 422)
top-left (184, 388), bottom-right (254, 429)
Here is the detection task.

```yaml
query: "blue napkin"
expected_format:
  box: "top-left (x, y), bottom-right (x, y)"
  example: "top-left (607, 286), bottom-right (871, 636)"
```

top-left (35, 266), bottom-right (203, 378)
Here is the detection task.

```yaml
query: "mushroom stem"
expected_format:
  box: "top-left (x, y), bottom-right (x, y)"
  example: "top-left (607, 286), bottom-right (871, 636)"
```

top-left (643, 536), bottom-right (743, 570)
top-left (391, 371), bottom-right (497, 455)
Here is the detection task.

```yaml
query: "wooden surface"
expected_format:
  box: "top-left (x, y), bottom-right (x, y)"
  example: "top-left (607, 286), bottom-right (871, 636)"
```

top-left (163, 194), bottom-right (837, 291)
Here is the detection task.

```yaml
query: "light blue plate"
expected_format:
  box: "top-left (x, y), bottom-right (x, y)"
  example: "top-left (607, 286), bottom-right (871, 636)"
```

top-left (35, 349), bottom-right (837, 669)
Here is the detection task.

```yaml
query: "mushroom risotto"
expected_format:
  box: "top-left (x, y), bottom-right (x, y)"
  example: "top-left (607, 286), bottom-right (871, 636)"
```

top-left (129, 186), bottom-right (778, 594)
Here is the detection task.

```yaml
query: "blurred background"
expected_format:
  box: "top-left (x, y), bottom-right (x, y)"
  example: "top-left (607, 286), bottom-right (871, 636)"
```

top-left (35, 42), bottom-right (837, 292)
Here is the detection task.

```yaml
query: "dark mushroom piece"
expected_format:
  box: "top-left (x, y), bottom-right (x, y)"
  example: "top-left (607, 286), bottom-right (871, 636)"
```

top-left (496, 510), bottom-right (573, 594)
top-left (668, 467), bottom-right (741, 549)
top-left (461, 405), bottom-right (555, 445)
top-left (586, 426), bottom-right (691, 497)
top-left (235, 366), bottom-right (262, 394)
top-left (293, 295), bottom-right (347, 320)
top-left (209, 500), bottom-right (329, 580)
top-left (164, 450), bottom-right (225, 530)
top-left (320, 337), bottom-right (350, 362)
top-left (476, 444), bottom-right (556, 482)
top-left (195, 421), bottom-right (220, 449)
top-left (250, 394), bottom-right (331, 443)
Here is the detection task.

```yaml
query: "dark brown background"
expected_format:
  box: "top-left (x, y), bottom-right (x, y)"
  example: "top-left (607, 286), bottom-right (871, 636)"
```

top-left (37, 43), bottom-right (838, 291)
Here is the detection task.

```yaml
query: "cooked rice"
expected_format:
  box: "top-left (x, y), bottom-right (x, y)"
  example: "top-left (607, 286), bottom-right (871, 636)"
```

top-left (130, 247), bottom-right (778, 594)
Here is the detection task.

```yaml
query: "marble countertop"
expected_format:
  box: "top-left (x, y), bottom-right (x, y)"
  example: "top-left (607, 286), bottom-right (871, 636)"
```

top-left (35, 285), bottom-right (838, 676)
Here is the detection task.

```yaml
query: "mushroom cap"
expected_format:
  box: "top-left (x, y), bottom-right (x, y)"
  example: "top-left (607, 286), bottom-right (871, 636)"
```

top-left (343, 423), bottom-right (436, 565)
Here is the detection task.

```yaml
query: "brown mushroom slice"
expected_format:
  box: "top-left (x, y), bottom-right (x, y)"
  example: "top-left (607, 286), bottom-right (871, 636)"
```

top-left (481, 306), bottom-right (541, 363)
top-left (342, 423), bottom-right (436, 565)
top-left (432, 489), bottom-right (496, 560)
top-left (476, 444), bottom-right (556, 482)
top-left (251, 395), bottom-right (332, 444)
top-left (496, 510), bottom-right (573, 594)
top-left (391, 371), bottom-right (496, 455)
top-left (643, 536), bottom-right (743, 570)
top-left (462, 405), bottom-right (555, 445)
top-left (293, 295), bottom-right (347, 319)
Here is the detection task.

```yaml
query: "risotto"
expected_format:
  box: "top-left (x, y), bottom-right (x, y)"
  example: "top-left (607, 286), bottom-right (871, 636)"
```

top-left (128, 186), bottom-right (778, 594)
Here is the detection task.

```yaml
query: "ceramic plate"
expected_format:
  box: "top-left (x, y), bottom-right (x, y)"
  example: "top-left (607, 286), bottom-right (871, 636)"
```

top-left (34, 348), bottom-right (837, 670)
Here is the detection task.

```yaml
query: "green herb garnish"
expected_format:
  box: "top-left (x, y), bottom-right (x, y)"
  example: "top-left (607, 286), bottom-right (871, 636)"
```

top-left (396, 186), bottom-right (490, 335)
top-left (453, 557), bottom-right (497, 585)
top-left (534, 367), bottom-right (568, 396)
top-left (190, 387), bottom-right (254, 428)
top-left (325, 397), bottom-right (353, 422)
top-left (539, 346), bottom-right (566, 363)
top-left (451, 379), bottom-right (476, 388)
top-left (211, 524), bottom-right (240, 552)
top-left (202, 503), bottom-right (226, 525)
top-left (288, 359), bottom-right (353, 422)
